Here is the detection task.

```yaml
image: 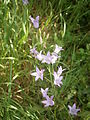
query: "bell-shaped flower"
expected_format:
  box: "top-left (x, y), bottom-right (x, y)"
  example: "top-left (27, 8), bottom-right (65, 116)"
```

top-left (31, 66), bottom-right (45, 81)
top-left (41, 88), bottom-right (48, 98)
top-left (51, 52), bottom-right (60, 64)
top-left (54, 76), bottom-right (63, 87)
top-left (57, 66), bottom-right (65, 76)
top-left (42, 95), bottom-right (54, 107)
top-left (68, 103), bottom-right (80, 116)
top-left (53, 66), bottom-right (64, 87)
top-left (42, 51), bottom-right (52, 64)
top-left (36, 51), bottom-right (45, 61)
top-left (54, 44), bottom-right (63, 54)
top-left (29, 16), bottom-right (39, 28)
top-left (30, 47), bottom-right (38, 57)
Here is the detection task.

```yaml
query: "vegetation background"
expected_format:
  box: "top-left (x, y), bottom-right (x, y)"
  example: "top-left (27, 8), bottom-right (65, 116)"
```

top-left (0, 0), bottom-right (90, 119)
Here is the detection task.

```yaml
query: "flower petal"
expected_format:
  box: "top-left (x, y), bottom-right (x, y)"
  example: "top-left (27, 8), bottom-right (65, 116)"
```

top-left (36, 16), bottom-right (39, 21)
top-left (31, 72), bottom-right (37, 76)
top-left (29, 16), bottom-right (34, 23)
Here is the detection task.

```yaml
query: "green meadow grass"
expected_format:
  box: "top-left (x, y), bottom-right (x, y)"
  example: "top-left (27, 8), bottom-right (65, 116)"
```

top-left (0, 0), bottom-right (90, 120)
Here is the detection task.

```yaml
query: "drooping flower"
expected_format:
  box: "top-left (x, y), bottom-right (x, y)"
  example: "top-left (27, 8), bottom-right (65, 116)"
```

top-left (31, 66), bottom-right (45, 81)
top-left (41, 88), bottom-right (48, 98)
top-left (29, 16), bottom-right (39, 28)
top-left (54, 44), bottom-right (63, 54)
top-left (42, 51), bottom-right (52, 64)
top-left (42, 95), bottom-right (54, 107)
top-left (22, 0), bottom-right (29, 5)
top-left (68, 103), bottom-right (80, 116)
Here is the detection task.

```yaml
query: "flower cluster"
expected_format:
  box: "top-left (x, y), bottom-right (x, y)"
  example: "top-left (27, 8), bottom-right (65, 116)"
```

top-left (30, 45), bottom-right (64, 87)
top-left (30, 44), bottom-right (64, 108)
top-left (29, 14), bottom-right (80, 116)
top-left (30, 44), bottom-right (63, 64)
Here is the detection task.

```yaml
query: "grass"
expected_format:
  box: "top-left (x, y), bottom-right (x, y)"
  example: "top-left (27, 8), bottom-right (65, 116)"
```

top-left (0, 0), bottom-right (90, 119)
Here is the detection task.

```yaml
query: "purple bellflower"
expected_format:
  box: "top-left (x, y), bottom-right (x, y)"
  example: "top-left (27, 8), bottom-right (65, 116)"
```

top-left (30, 47), bottom-right (38, 57)
top-left (54, 44), bottom-right (63, 54)
top-left (31, 66), bottom-right (45, 81)
top-left (53, 66), bottom-right (64, 87)
top-left (54, 71), bottom-right (63, 87)
top-left (22, 0), bottom-right (29, 5)
top-left (41, 88), bottom-right (48, 98)
top-left (68, 103), bottom-right (80, 116)
top-left (57, 66), bottom-right (65, 76)
top-left (42, 51), bottom-right (52, 64)
top-left (51, 52), bottom-right (60, 64)
top-left (42, 95), bottom-right (54, 107)
top-left (36, 51), bottom-right (45, 61)
top-left (29, 16), bottom-right (39, 28)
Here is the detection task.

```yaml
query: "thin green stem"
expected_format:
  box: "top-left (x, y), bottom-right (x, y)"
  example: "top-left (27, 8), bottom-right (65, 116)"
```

top-left (48, 65), bottom-right (53, 87)
top-left (8, 60), bottom-right (12, 103)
